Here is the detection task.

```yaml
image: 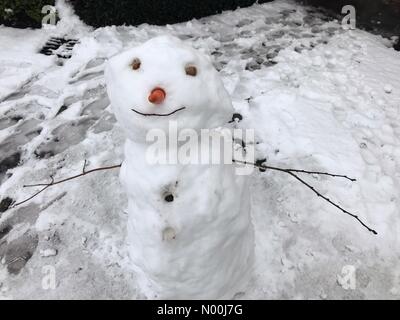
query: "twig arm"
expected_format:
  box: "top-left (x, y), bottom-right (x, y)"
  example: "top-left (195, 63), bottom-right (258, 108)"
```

top-left (23, 163), bottom-right (122, 188)
top-left (233, 159), bottom-right (377, 235)
top-left (13, 162), bottom-right (122, 208)
top-left (287, 171), bottom-right (377, 235)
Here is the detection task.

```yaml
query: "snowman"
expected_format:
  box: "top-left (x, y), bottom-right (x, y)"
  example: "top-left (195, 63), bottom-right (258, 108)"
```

top-left (105, 35), bottom-right (254, 299)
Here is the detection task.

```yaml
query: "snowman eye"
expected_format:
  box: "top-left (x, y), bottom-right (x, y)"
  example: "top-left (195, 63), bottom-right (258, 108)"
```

top-left (185, 65), bottom-right (197, 76)
top-left (130, 58), bottom-right (141, 70)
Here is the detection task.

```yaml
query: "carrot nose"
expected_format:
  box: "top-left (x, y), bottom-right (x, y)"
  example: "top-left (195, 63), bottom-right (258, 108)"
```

top-left (148, 88), bottom-right (166, 104)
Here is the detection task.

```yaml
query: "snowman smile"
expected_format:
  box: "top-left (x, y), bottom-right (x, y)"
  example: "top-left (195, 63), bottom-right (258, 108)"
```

top-left (131, 106), bottom-right (186, 117)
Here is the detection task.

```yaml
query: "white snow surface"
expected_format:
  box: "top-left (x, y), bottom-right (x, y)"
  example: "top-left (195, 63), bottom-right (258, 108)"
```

top-left (0, 0), bottom-right (399, 299)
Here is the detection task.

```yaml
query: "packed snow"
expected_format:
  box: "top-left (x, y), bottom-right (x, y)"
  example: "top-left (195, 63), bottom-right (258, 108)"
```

top-left (0, 0), bottom-right (399, 299)
top-left (106, 35), bottom-right (254, 299)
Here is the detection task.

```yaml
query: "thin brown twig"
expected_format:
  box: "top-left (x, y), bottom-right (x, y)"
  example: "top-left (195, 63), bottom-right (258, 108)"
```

top-left (253, 159), bottom-right (356, 181)
top-left (286, 171), bottom-right (377, 235)
top-left (264, 165), bottom-right (356, 181)
top-left (23, 163), bottom-right (122, 188)
top-left (82, 159), bottom-right (88, 174)
top-left (12, 176), bottom-right (55, 208)
top-left (233, 159), bottom-right (377, 235)
top-left (12, 162), bottom-right (122, 208)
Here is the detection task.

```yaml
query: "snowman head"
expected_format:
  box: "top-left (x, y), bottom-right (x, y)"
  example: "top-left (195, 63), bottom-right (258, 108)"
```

top-left (105, 35), bottom-right (233, 143)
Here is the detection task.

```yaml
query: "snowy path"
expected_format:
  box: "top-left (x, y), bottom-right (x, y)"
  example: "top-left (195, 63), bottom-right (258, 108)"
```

top-left (0, 0), bottom-right (399, 299)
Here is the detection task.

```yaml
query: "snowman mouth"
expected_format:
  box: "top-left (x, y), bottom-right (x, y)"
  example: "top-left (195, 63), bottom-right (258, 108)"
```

top-left (131, 106), bottom-right (186, 117)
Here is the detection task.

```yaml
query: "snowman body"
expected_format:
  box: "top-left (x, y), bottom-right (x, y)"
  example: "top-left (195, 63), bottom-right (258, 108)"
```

top-left (106, 36), bottom-right (254, 299)
top-left (121, 140), bottom-right (253, 299)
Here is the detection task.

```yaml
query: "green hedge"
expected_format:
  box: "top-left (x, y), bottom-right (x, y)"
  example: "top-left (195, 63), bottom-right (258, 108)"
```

top-left (68, 0), bottom-right (270, 27)
top-left (0, 0), bottom-right (55, 28)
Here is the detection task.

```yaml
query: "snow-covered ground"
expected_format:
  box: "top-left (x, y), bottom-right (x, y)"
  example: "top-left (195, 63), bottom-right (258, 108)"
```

top-left (0, 0), bottom-right (399, 299)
